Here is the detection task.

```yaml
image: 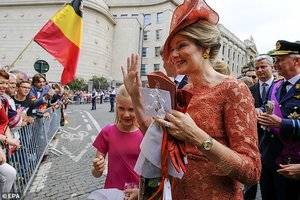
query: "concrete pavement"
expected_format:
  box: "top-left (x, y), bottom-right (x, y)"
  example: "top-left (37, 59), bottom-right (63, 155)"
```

top-left (25, 103), bottom-right (115, 200)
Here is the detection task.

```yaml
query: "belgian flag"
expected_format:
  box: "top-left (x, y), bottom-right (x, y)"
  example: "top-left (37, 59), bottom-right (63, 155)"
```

top-left (34, 0), bottom-right (83, 85)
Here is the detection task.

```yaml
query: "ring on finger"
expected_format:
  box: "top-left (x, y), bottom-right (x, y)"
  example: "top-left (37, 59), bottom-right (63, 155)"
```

top-left (165, 123), bottom-right (171, 128)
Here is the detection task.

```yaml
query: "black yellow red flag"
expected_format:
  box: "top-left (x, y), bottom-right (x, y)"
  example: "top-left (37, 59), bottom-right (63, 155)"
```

top-left (34, 0), bottom-right (83, 85)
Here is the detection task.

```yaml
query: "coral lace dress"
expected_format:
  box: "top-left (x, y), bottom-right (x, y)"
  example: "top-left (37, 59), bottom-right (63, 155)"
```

top-left (173, 78), bottom-right (261, 200)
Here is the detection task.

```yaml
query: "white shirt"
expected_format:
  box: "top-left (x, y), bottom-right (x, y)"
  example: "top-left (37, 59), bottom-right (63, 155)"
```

top-left (174, 75), bottom-right (185, 83)
top-left (285, 73), bottom-right (300, 92)
top-left (258, 76), bottom-right (274, 98)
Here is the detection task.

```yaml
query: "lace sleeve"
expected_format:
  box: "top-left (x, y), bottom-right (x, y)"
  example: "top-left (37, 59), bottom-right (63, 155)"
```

top-left (221, 80), bottom-right (261, 185)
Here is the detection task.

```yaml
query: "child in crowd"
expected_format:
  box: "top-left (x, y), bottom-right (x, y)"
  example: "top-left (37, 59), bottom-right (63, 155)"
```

top-left (91, 85), bottom-right (143, 194)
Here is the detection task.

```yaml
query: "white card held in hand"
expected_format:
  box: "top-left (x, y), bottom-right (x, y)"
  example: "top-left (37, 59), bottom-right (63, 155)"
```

top-left (141, 87), bottom-right (172, 119)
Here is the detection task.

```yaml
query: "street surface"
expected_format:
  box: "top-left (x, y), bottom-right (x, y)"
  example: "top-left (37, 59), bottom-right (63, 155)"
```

top-left (24, 102), bottom-right (262, 200)
top-left (25, 103), bottom-right (114, 200)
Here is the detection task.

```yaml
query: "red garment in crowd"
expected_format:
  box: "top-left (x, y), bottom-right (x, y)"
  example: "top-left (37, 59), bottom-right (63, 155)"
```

top-left (0, 98), bottom-right (9, 134)
top-left (172, 78), bottom-right (261, 200)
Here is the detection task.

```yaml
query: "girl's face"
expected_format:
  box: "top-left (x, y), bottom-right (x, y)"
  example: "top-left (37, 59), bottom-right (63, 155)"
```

top-left (0, 76), bottom-right (8, 95)
top-left (116, 97), bottom-right (136, 129)
top-left (169, 34), bottom-right (205, 75)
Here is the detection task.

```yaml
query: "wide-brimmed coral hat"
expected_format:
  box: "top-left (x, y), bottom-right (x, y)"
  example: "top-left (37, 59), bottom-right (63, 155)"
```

top-left (162, 0), bottom-right (219, 73)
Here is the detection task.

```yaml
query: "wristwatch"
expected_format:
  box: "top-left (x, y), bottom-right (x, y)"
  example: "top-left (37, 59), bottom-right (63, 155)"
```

top-left (200, 136), bottom-right (214, 151)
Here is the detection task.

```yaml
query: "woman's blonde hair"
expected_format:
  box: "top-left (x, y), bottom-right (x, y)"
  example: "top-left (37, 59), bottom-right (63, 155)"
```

top-left (213, 60), bottom-right (231, 75)
top-left (178, 20), bottom-right (221, 62)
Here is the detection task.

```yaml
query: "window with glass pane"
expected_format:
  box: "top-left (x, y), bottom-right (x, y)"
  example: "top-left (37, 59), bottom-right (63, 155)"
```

top-left (154, 64), bottom-right (160, 71)
top-left (157, 12), bottom-right (163, 24)
top-left (141, 64), bottom-right (147, 76)
top-left (143, 30), bottom-right (149, 41)
top-left (155, 47), bottom-right (161, 57)
top-left (144, 14), bottom-right (151, 25)
top-left (142, 47), bottom-right (148, 57)
top-left (156, 29), bottom-right (162, 40)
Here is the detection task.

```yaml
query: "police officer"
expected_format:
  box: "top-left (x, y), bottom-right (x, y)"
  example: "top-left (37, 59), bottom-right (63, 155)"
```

top-left (91, 88), bottom-right (97, 110)
top-left (258, 40), bottom-right (300, 200)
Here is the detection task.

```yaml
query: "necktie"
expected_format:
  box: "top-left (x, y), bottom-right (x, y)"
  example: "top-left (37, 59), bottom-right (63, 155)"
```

top-left (280, 81), bottom-right (290, 100)
top-left (261, 82), bottom-right (268, 103)
top-left (174, 80), bottom-right (179, 86)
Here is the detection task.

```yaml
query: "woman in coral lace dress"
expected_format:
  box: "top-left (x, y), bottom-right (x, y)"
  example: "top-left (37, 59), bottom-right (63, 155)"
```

top-left (122, 0), bottom-right (261, 199)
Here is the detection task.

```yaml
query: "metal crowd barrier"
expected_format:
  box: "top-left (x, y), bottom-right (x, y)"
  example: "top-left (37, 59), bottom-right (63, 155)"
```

top-left (9, 108), bottom-right (61, 197)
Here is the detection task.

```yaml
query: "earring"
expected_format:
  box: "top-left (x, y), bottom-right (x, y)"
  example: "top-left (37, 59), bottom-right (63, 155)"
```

top-left (203, 53), bottom-right (209, 59)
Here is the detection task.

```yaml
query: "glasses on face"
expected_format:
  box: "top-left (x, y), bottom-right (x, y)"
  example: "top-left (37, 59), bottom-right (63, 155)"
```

top-left (9, 83), bottom-right (16, 87)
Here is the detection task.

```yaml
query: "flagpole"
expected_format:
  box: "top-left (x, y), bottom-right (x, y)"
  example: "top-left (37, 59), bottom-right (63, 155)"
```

top-left (8, 39), bottom-right (34, 70)
top-left (8, 0), bottom-right (70, 71)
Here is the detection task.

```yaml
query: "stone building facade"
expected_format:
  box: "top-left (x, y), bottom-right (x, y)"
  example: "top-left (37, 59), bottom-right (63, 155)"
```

top-left (0, 0), bottom-right (116, 82)
top-left (0, 0), bottom-right (257, 83)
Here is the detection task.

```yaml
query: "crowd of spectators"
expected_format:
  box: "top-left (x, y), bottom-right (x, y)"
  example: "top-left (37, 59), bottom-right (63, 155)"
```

top-left (0, 67), bottom-right (71, 196)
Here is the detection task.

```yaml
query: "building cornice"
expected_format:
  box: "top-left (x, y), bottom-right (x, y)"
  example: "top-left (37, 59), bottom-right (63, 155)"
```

top-left (0, 0), bottom-right (116, 25)
top-left (106, 0), bottom-right (180, 8)
top-left (218, 24), bottom-right (246, 49)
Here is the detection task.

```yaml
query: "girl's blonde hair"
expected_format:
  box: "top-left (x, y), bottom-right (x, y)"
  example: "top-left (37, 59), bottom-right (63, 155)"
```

top-left (178, 20), bottom-right (221, 62)
top-left (116, 84), bottom-right (130, 101)
top-left (115, 85), bottom-right (137, 125)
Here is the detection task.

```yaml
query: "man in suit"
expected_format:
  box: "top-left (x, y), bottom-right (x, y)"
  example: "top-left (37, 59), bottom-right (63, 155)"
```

top-left (258, 40), bottom-right (300, 200)
top-left (245, 55), bottom-right (275, 200)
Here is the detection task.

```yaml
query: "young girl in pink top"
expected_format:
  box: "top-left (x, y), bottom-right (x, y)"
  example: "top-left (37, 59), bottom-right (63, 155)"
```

top-left (92, 85), bottom-right (143, 192)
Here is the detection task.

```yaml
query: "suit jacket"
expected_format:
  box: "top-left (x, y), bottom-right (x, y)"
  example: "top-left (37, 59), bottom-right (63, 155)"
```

top-left (250, 81), bottom-right (274, 141)
top-left (259, 78), bottom-right (300, 167)
top-left (177, 75), bottom-right (188, 89)
top-left (250, 81), bottom-right (281, 168)
top-left (275, 79), bottom-right (300, 139)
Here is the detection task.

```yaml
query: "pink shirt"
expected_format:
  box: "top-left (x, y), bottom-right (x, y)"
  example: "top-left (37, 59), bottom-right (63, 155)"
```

top-left (93, 124), bottom-right (143, 190)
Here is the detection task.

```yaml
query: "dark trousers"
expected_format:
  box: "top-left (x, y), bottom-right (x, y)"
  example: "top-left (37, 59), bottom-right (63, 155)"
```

top-left (100, 95), bottom-right (103, 104)
top-left (60, 106), bottom-right (65, 126)
top-left (260, 164), bottom-right (300, 200)
top-left (110, 100), bottom-right (114, 112)
top-left (92, 99), bottom-right (96, 110)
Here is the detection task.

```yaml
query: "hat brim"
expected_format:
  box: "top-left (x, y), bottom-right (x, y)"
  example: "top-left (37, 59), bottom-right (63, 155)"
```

top-left (270, 50), bottom-right (299, 56)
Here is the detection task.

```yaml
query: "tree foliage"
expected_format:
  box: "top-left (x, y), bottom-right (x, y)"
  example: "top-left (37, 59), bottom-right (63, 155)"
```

top-left (67, 78), bottom-right (88, 91)
top-left (89, 76), bottom-right (110, 90)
